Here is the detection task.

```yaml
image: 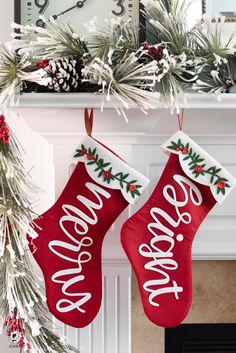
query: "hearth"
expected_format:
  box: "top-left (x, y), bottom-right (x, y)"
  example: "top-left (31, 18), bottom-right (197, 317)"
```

top-left (165, 323), bottom-right (236, 353)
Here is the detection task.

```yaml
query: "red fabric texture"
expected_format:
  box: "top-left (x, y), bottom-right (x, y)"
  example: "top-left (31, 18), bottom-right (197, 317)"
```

top-left (29, 162), bottom-right (128, 328)
top-left (121, 153), bottom-right (216, 328)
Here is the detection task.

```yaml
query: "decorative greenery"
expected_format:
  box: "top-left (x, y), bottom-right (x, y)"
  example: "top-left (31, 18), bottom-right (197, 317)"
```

top-left (167, 138), bottom-right (230, 195)
top-left (0, 0), bottom-right (235, 110)
top-left (74, 144), bottom-right (142, 199)
top-left (0, 45), bottom-right (49, 105)
top-left (11, 17), bottom-right (90, 60)
top-left (0, 115), bottom-right (79, 353)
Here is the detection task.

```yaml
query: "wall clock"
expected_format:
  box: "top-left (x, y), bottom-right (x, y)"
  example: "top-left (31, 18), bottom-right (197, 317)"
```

top-left (15, 0), bottom-right (144, 39)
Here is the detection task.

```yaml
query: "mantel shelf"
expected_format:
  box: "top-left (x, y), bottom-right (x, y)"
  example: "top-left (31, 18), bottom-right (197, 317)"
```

top-left (13, 92), bottom-right (236, 110)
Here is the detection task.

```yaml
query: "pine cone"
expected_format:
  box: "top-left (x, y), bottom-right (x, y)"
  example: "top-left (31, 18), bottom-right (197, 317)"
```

top-left (46, 57), bottom-right (85, 92)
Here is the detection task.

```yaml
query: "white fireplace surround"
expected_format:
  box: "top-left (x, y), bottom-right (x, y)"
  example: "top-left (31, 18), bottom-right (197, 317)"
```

top-left (4, 100), bottom-right (236, 353)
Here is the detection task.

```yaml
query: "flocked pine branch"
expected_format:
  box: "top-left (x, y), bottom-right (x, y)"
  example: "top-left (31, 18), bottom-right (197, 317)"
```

top-left (0, 116), bottom-right (79, 353)
top-left (84, 49), bottom-right (159, 118)
top-left (11, 17), bottom-right (90, 61)
top-left (0, 45), bottom-right (49, 105)
top-left (141, 0), bottom-right (193, 54)
top-left (88, 18), bottom-right (139, 64)
top-left (193, 15), bottom-right (236, 60)
top-left (192, 15), bottom-right (236, 94)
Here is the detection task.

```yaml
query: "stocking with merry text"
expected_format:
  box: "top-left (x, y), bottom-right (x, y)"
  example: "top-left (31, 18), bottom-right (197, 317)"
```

top-left (28, 109), bottom-right (149, 328)
top-left (121, 130), bottom-right (236, 328)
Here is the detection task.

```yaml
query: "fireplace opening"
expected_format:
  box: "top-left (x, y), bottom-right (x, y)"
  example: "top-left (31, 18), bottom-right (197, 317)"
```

top-left (165, 323), bottom-right (236, 353)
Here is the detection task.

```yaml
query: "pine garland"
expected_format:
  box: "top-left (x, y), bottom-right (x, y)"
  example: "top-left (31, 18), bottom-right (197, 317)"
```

top-left (0, 0), bottom-right (235, 110)
top-left (0, 115), bottom-right (79, 353)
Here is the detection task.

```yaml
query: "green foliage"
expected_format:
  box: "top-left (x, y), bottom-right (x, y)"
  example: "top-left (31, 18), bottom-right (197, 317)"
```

top-left (142, 0), bottom-right (193, 55)
top-left (89, 19), bottom-right (139, 64)
top-left (167, 138), bottom-right (230, 195)
top-left (74, 143), bottom-right (143, 198)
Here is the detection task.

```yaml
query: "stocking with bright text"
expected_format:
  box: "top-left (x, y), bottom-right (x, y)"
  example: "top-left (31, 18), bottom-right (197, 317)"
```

top-left (121, 130), bottom-right (236, 328)
top-left (28, 109), bottom-right (149, 328)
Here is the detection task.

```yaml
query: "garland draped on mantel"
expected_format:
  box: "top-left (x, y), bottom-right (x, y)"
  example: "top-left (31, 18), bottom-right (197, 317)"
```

top-left (1, 0), bottom-right (236, 114)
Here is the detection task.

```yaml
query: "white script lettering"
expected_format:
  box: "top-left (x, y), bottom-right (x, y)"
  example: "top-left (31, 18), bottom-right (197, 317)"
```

top-left (49, 182), bottom-right (111, 314)
top-left (139, 175), bottom-right (203, 307)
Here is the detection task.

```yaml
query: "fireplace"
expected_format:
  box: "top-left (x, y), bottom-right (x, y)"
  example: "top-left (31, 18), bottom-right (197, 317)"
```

top-left (165, 324), bottom-right (236, 353)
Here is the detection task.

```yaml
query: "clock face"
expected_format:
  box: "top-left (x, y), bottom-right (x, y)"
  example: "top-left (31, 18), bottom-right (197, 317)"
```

top-left (17, 0), bottom-right (140, 36)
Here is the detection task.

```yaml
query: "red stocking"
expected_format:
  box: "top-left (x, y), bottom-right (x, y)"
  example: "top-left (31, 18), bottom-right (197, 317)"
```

top-left (29, 109), bottom-right (149, 328)
top-left (121, 130), bottom-right (236, 328)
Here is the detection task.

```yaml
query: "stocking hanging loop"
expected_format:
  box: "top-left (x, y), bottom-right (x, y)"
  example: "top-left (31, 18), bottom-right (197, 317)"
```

top-left (84, 108), bottom-right (94, 137)
top-left (177, 109), bottom-right (185, 131)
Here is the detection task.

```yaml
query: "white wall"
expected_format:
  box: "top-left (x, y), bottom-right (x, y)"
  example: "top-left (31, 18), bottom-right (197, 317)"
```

top-left (0, 1), bottom-right (14, 43)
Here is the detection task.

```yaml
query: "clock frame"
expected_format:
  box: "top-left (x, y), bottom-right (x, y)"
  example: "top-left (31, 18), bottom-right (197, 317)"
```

top-left (14, 0), bottom-right (146, 43)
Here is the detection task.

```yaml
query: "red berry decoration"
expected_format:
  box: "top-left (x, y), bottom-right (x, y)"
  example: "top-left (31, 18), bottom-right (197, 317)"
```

top-left (129, 185), bottom-right (137, 192)
top-left (218, 181), bottom-right (226, 189)
top-left (0, 115), bottom-right (10, 144)
top-left (79, 149), bottom-right (87, 156)
top-left (182, 148), bottom-right (189, 155)
top-left (176, 147), bottom-right (180, 152)
top-left (103, 171), bottom-right (112, 179)
top-left (195, 165), bottom-right (203, 173)
top-left (143, 42), bottom-right (150, 51)
top-left (41, 59), bottom-right (49, 68)
top-left (34, 61), bottom-right (40, 68)
top-left (87, 153), bottom-right (94, 161)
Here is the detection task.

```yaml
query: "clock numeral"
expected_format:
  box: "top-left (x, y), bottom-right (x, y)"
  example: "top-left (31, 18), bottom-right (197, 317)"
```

top-left (36, 18), bottom-right (46, 28)
top-left (35, 0), bottom-right (49, 14)
top-left (112, 0), bottom-right (125, 16)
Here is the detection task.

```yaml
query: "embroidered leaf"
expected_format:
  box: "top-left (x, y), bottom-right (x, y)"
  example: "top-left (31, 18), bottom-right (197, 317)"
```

top-left (128, 180), bottom-right (137, 184)
top-left (74, 143), bottom-right (143, 199)
top-left (170, 137), bottom-right (231, 196)
top-left (122, 174), bottom-right (129, 181)
top-left (206, 167), bottom-right (214, 172)
top-left (74, 152), bottom-right (81, 158)
top-left (183, 156), bottom-right (190, 161)
top-left (196, 158), bottom-right (204, 163)
top-left (103, 163), bottom-right (111, 168)
top-left (167, 145), bottom-right (177, 151)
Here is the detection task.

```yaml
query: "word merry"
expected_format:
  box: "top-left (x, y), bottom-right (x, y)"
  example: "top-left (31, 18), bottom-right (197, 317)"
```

top-left (49, 182), bottom-right (111, 313)
top-left (139, 175), bottom-right (203, 306)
